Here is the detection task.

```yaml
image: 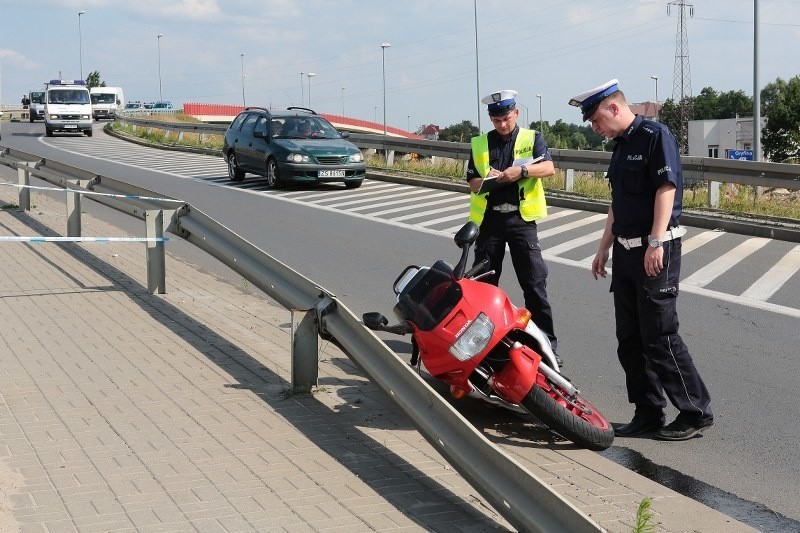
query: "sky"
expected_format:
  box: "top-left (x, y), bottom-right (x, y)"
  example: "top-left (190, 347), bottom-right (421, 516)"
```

top-left (1, 0), bottom-right (799, 133)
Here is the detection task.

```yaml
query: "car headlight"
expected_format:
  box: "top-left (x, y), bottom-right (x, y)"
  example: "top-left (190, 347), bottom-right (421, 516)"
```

top-left (448, 313), bottom-right (494, 361)
top-left (348, 152), bottom-right (364, 163)
top-left (286, 153), bottom-right (310, 163)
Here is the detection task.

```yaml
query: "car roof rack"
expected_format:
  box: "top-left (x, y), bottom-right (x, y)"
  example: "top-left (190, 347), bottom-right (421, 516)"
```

top-left (286, 106), bottom-right (317, 115)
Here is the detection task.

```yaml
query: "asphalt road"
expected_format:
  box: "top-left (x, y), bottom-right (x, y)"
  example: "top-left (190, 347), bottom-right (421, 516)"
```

top-left (2, 120), bottom-right (799, 529)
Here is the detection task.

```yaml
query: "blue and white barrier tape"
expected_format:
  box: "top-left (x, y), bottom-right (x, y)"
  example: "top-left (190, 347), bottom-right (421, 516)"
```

top-left (0, 182), bottom-right (184, 203)
top-left (0, 236), bottom-right (168, 243)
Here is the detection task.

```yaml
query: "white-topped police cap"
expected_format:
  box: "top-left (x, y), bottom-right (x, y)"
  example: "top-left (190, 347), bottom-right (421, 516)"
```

top-left (481, 89), bottom-right (518, 116)
top-left (568, 79), bottom-right (620, 120)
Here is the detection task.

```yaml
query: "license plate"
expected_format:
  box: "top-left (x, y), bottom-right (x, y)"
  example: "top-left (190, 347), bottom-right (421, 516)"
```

top-left (64, 125), bottom-right (77, 129)
top-left (318, 169), bottom-right (345, 178)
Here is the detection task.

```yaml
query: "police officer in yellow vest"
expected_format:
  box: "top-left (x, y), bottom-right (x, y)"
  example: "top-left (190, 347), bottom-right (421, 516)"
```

top-left (467, 89), bottom-right (559, 354)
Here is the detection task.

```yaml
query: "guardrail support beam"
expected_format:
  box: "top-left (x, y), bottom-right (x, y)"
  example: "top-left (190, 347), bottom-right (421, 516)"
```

top-left (66, 189), bottom-right (82, 237)
top-left (145, 209), bottom-right (167, 294)
top-left (17, 167), bottom-right (31, 211)
top-left (709, 181), bottom-right (721, 208)
top-left (565, 168), bottom-right (575, 192)
top-left (290, 309), bottom-right (319, 393)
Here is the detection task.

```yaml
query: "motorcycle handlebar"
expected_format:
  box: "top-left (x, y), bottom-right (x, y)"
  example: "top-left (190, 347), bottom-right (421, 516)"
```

top-left (464, 259), bottom-right (490, 279)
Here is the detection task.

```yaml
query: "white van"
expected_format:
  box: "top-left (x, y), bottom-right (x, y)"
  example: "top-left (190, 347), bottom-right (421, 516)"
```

top-left (44, 80), bottom-right (93, 137)
top-left (90, 86), bottom-right (125, 120)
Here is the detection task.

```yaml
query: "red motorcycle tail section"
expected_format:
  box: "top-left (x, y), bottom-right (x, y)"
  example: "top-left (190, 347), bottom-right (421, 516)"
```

top-left (491, 344), bottom-right (541, 404)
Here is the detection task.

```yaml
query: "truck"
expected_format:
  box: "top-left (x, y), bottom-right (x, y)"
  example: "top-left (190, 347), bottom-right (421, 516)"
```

top-left (44, 80), bottom-right (93, 137)
top-left (90, 86), bottom-right (125, 120)
top-left (28, 90), bottom-right (46, 122)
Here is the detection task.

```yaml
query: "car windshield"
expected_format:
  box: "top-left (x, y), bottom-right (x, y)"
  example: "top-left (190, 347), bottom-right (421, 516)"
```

top-left (277, 117), bottom-right (340, 139)
top-left (30, 92), bottom-right (45, 104)
top-left (48, 89), bottom-right (89, 104)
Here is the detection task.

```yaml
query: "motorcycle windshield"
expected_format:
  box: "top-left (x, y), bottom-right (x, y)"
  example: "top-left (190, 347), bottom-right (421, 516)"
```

top-left (394, 267), bottom-right (462, 331)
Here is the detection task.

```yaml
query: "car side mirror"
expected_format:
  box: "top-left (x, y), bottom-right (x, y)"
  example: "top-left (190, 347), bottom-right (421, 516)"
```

top-left (253, 130), bottom-right (266, 139)
top-left (340, 131), bottom-right (350, 138)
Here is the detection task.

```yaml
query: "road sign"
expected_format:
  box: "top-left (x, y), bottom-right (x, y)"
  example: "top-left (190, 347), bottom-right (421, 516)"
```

top-left (729, 149), bottom-right (754, 160)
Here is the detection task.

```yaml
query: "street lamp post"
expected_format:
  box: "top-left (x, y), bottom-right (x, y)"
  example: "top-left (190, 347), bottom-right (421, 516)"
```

top-left (381, 43), bottom-right (390, 136)
top-left (157, 34), bottom-right (164, 103)
top-left (306, 72), bottom-right (316, 108)
top-left (536, 94), bottom-right (543, 133)
top-left (341, 87), bottom-right (345, 116)
top-left (650, 75), bottom-right (659, 121)
top-left (78, 11), bottom-right (85, 80)
top-left (518, 104), bottom-right (528, 127)
top-left (407, 115), bottom-right (411, 133)
top-left (300, 72), bottom-right (304, 105)
top-left (240, 53), bottom-right (246, 107)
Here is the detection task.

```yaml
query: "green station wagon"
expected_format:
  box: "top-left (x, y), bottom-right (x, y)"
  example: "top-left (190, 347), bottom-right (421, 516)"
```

top-left (223, 107), bottom-right (366, 189)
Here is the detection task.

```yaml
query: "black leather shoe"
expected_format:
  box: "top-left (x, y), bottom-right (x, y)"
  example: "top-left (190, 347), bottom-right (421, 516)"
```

top-left (655, 418), bottom-right (713, 441)
top-left (614, 414), bottom-right (665, 437)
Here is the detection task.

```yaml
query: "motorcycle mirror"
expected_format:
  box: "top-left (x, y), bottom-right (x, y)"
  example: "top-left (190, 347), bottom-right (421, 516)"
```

top-left (362, 312), bottom-right (388, 330)
top-left (454, 222), bottom-right (479, 249)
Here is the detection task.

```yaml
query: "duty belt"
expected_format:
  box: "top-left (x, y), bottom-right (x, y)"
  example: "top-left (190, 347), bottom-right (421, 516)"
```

top-left (491, 203), bottom-right (518, 213)
top-left (616, 226), bottom-right (687, 250)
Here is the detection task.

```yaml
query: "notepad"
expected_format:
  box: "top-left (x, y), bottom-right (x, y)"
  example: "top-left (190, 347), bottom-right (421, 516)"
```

top-left (477, 155), bottom-right (545, 194)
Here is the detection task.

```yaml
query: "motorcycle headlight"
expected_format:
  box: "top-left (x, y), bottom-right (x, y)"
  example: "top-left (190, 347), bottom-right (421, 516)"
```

top-left (449, 313), bottom-right (494, 361)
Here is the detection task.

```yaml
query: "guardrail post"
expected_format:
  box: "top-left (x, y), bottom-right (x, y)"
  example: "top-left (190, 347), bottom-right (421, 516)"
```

top-left (290, 309), bottom-right (319, 393)
top-left (708, 180), bottom-right (721, 208)
top-left (565, 168), bottom-right (575, 192)
top-left (66, 188), bottom-right (82, 237)
top-left (17, 166), bottom-right (31, 211)
top-left (386, 149), bottom-right (395, 167)
top-left (145, 209), bottom-right (167, 294)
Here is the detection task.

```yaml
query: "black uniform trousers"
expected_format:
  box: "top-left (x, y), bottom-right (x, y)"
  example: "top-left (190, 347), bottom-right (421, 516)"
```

top-left (611, 237), bottom-right (713, 423)
top-left (473, 210), bottom-right (557, 352)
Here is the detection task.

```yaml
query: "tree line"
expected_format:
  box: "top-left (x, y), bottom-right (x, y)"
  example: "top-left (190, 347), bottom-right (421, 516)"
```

top-left (438, 74), bottom-right (800, 162)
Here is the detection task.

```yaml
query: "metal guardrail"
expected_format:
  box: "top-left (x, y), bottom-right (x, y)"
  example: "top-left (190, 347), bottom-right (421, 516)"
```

top-left (117, 116), bottom-right (800, 199)
top-left (0, 145), bottom-right (601, 532)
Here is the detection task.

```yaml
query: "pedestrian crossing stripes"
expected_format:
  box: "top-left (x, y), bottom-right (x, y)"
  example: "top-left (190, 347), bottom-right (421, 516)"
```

top-left (43, 132), bottom-right (800, 316)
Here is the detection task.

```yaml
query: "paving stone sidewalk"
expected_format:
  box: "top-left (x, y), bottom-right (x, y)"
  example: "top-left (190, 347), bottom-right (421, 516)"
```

top-left (0, 187), bottom-right (755, 532)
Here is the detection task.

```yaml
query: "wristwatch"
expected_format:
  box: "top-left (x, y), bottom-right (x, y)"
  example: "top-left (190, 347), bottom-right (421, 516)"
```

top-left (648, 236), bottom-right (663, 248)
top-left (519, 164), bottom-right (528, 178)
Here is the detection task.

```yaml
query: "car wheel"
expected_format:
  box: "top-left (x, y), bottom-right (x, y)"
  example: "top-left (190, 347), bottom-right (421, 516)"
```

top-left (85, 129), bottom-right (93, 137)
top-left (29, 116), bottom-right (34, 123)
top-left (266, 159), bottom-right (283, 189)
top-left (227, 152), bottom-right (245, 181)
top-left (345, 180), bottom-right (363, 189)
top-left (45, 126), bottom-right (54, 137)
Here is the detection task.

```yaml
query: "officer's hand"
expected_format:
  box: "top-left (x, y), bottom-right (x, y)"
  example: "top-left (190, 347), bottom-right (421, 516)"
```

top-left (644, 247), bottom-right (664, 277)
top-left (591, 250), bottom-right (609, 280)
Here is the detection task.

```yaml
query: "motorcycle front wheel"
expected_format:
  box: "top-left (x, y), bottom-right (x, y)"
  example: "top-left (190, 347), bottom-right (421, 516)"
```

top-left (521, 377), bottom-right (614, 451)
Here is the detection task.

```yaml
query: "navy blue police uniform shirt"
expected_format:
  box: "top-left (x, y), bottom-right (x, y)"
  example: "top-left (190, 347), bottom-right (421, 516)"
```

top-left (466, 126), bottom-right (552, 207)
top-left (607, 115), bottom-right (683, 238)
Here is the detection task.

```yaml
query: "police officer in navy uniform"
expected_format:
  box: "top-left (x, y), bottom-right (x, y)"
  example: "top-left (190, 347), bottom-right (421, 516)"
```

top-left (466, 90), bottom-right (559, 356)
top-left (569, 79), bottom-right (713, 440)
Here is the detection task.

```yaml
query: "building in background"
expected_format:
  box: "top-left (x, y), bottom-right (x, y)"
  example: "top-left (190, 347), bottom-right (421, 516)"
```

top-left (688, 116), bottom-right (765, 161)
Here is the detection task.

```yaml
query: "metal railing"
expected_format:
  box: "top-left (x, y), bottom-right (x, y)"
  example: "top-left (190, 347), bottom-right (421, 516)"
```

top-left (116, 115), bottom-right (800, 204)
top-left (0, 145), bottom-right (601, 532)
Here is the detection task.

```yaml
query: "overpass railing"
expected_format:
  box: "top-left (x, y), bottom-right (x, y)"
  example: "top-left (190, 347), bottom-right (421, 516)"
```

top-left (116, 115), bottom-right (800, 207)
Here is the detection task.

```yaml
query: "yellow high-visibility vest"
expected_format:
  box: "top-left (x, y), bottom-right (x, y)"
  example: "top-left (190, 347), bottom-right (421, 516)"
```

top-left (468, 128), bottom-right (547, 225)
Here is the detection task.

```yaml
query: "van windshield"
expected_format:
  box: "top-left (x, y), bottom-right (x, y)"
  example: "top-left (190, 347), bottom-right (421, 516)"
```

top-left (91, 93), bottom-right (117, 104)
top-left (48, 89), bottom-right (89, 105)
top-left (30, 92), bottom-right (45, 104)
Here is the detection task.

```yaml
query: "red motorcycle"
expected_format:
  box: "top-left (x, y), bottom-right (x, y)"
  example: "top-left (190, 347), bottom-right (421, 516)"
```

top-left (363, 222), bottom-right (614, 450)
